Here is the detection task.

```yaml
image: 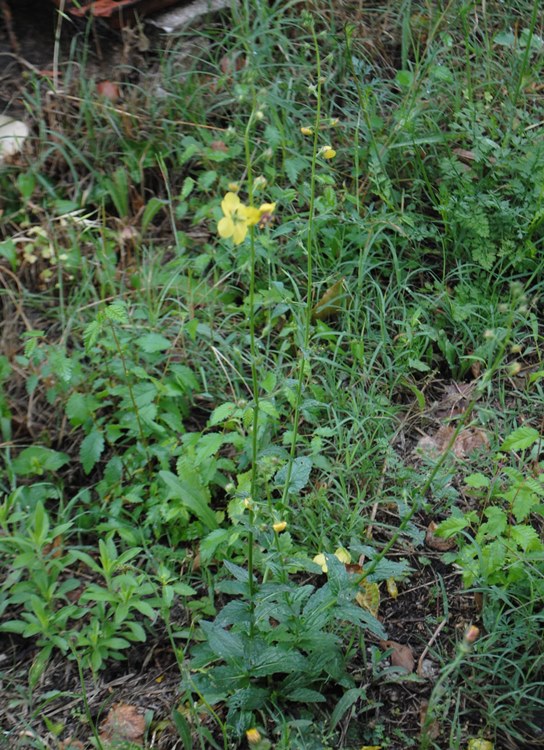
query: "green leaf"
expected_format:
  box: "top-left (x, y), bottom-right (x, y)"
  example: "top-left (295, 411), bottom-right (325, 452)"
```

top-left (141, 197), bottom-right (166, 232)
top-left (435, 515), bottom-right (469, 538)
top-left (331, 687), bottom-right (365, 729)
top-left (159, 470), bottom-right (217, 528)
top-left (200, 621), bottom-right (244, 660)
top-left (285, 688), bottom-right (326, 703)
top-left (209, 402), bottom-right (237, 427)
top-left (465, 473), bottom-right (490, 489)
top-left (480, 506), bottom-right (507, 538)
top-left (137, 333), bottom-right (172, 353)
top-left (66, 392), bottom-right (92, 425)
top-left (275, 456), bottom-right (312, 495)
top-left (12, 446), bottom-right (70, 476)
top-left (180, 176), bottom-right (195, 200)
top-left (105, 301), bottom-right (128, 324)
top-left (172, 709), bottom-right (193, 749)
top-left (500, 426), bottom-right (540, 452)
top-left (80, 430), bottom-right (105, 475)
top-left (510, 524), bottom-right (541, 551)
top-left (200, 528), bottom-right (230, 563)
top-left (511, 486), bottom-right (538, 522)
top-left (252, 647), bottom-right (307, 677)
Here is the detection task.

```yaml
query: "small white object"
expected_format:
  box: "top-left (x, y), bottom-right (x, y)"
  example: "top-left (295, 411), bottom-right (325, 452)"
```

top-left (148, 0), bottom-right (234, 32)
top-left (0, 115), bottom-right (29, 164)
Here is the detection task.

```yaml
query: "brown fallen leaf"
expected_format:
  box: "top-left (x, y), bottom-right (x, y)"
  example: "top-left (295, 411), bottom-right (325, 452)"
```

top-left (60, 740), bottom-right (84, 750)
top-left (425, 521), bottom-right (456, 551)
top-left (210, 140), bottom-right (228, 152)
top-left (379, 640), bottom-right (415, 673)
top-left (417, 425), bottom-right (489, 460)
top-left (99, 703), bottom-right (146, 747)
top-left (420, 701), bottom-right (440, 740)
top-left (312, 278), bottom-right (346, 321)
top-left (97, 81), bottom-right (120, 102)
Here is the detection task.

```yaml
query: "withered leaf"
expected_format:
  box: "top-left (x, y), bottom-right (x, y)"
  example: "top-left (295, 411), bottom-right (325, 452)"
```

top-left (99, 703), bottom-right (146, 746)
top-left (379, 640), bottom-right (415, 673)
top-left (312, 278), bottom-right (346, 321)
top-left (425, 521), bottom-right (456, 551)
top-left (420, 701), bottom-right (440, 739)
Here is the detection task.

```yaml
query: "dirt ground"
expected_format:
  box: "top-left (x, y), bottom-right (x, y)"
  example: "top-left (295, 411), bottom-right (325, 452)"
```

top-left (0, 0), bottom-right (150, 117)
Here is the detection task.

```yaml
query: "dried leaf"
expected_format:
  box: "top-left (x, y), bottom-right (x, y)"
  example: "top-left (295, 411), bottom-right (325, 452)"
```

top-left (60, 740), bottom-right (84, 750)
top-left (210, 140), bottom-right (228, 152)
top-left (420, 701), bottom-right (440, 739)
top-left (379, 640), bottom-right (415, 673)
top-left (386, 577), bottom-right (398, 598)
top-left (417, 425), bottom-right (489, 460)
top-left (99, 703), bottom-right (146, 746)
top-left (97, 80), bottom-right (120, 101)
top-left (312, 278), bottom-right (346, 321)
top-left (356, 579), bottom-right (380, 617)
top-left (425, 521), bottom-right (456, 551)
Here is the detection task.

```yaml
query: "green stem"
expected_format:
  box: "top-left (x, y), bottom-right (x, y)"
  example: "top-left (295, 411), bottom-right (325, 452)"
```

top-left (279, 20), bottom-right (322, 506)
top-left (245, 105), bottom-right (258, 633)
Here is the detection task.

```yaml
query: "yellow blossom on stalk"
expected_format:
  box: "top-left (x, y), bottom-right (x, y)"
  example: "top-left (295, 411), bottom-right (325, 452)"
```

top-left (273, 521), bottom-right (287, 533)
top-left (246, 728), bottom-right (262, 744)
top-left (217, 192), bottom-right (276, 244)
top-left (320, 145), bottom-right (336, 159)
top-left (218, 192), bottom-right (252, 245)
top-left (300, 126), bottom-right (313, 135)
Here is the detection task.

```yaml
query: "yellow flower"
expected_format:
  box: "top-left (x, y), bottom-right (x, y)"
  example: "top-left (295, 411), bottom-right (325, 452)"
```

top-left (320, 145), bottom-right (336, 159)
top-left (313, 547), bottom-right (351, 573)
top-left (217, 192), bottom-right (252, 245)
top-left (467, 741), bottom-right (493, 750)
top-left (300, 126), bottom-right (313, 135)
top-left (273, 521), bottom-right (287, 533)
top-left (227, 181), bottom-right (240, 192)
top-left (246, 728), bottom-right (262, 744)
top-left (217, 193), bottom-right (276, 243)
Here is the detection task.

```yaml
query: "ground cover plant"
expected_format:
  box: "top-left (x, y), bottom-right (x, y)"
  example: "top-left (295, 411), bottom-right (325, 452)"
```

top-left (0, 0), bottom-right (543, 748)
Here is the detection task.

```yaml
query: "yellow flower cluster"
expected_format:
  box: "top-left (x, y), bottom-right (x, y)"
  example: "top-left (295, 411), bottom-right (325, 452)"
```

top-left (217, 192), bottom-right (276, 245)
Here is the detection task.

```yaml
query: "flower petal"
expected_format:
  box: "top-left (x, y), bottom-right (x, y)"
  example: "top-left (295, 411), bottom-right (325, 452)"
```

top-left (258, 202), bottom-right (276, 215)
top-left (218, 216), bottom-right (234, 239)
top-left (221, 192), bottom-right (241, 215)
top-left (243, 206), bottom-right (261, 226)
top-left (313, 553), bottom-right (327, 573)
top-left (232, 221), bottom-right (248, 245)
top-left (334, 547), bottom-right (351, 564)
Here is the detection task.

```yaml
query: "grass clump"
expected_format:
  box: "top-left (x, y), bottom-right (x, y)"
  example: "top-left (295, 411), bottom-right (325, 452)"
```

top-left (0, 1), bottom-right (543, 748)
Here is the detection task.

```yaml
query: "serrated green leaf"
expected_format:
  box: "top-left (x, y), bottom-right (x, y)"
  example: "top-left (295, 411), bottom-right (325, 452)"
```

top-left (180, 176), bottom-right (195, 200)
top-left (511, 486), bottom-right (537, 522)
top-left (275, 456), bottom-right (312, 495)
top-left (12, 446), bottom-right (70, 476)
top-left (465, 473), bottom-right (490, 489)
top-left (209, 402), bottom-right (237, 426)
top-left (104, 301), bottom-right (128, 324)
top-left (500, 426), bottom-right (540, 452)
top-left (510, 524), bottom-right (541, 551)
top-left (83, 320), bottom-right (101, 350)
top-left (80, 430), bottom-right (104, 475)
top-left (435, 516), bottom-right (469, 538)
top-left (137, 333), bottom-right (172, 353)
